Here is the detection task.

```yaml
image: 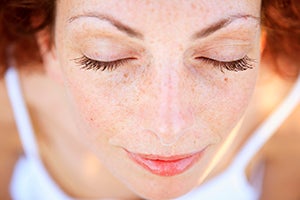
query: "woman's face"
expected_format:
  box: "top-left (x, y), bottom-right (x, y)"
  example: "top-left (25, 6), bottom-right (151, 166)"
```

top-left (50, 0), bottom-right (261, 199)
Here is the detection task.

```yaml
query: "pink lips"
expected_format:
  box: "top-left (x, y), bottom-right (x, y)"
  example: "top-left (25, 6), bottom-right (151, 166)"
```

top-left (127, 151), bottom-right (203, 176)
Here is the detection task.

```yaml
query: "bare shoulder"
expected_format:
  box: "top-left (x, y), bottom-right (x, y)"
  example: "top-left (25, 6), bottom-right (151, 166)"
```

top-left (0, 77), bottom-right (22, 200)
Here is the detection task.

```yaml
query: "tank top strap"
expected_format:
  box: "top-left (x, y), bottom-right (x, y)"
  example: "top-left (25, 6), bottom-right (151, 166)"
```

top-left (5, 67), bottom-right (40, 160)
top-left (231, 74), bottom-right (300, 171)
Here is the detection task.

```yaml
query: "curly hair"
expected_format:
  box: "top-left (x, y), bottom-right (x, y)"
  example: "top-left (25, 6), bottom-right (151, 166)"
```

top-left (262, 0), bottom-right (300, 76)
top-left (0, 0), bottom-right (299, 77)
top-left (0, 0), bottom-right (55, 75)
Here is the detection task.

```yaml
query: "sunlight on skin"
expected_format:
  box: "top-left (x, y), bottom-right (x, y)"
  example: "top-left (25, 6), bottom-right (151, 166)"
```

top-left (199, 118), bottom-right (244, 184)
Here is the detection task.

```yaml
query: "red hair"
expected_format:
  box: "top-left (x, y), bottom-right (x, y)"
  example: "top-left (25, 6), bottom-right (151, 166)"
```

top-left (262, 0), bottom-right (300, 76)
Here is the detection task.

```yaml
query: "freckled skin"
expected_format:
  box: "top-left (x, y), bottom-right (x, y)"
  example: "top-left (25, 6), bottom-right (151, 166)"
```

top-left (43, 0), bottom-right (261, 199)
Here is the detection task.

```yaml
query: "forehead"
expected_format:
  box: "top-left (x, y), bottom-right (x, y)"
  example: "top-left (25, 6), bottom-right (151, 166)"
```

top-left (56, 0), bottom-right (261, 30)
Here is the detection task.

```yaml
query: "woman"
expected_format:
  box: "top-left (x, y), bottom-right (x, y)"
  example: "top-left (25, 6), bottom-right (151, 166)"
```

top-left (0, 0), bottom-right (299, 199)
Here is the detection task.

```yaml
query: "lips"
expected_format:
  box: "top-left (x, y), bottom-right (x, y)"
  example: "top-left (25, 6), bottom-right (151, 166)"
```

top-left (126, 150), bottom-right (204, 176)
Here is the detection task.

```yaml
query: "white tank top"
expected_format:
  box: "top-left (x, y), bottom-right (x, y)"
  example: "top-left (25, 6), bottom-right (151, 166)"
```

top-left (5, 67), bottom-right (300, 200)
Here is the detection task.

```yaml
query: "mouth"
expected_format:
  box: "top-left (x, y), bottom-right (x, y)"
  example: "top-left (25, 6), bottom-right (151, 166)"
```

top-left (126, 150), bottom-right (204, 176)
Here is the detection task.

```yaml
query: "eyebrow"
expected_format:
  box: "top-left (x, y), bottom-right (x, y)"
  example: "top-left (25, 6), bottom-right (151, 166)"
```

top-left (68, 13), bottom-right (144, 39)
top-left (192, 14), bottom-right (260, 39)
top-left (68, 13), bottom-right (260, 40)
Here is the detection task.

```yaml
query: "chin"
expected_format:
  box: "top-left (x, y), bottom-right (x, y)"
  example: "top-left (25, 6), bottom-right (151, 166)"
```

top-left (135, 186), bottom-right (192, 200)
top-left (125, 173), bottom-right (199, 200)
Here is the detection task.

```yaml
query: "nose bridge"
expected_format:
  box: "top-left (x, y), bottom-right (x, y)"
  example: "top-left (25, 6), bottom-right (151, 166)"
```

top-left (149, 58), bottom-right (194, 146)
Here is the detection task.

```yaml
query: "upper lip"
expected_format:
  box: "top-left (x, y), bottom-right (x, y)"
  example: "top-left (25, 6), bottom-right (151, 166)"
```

top-left (125, 150), bottom-right (203, 161)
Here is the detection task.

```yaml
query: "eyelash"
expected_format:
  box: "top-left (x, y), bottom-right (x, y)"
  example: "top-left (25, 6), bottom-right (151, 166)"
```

top-left (199, 56), bottom-right (255, 72)
top-left (75, 55), bottom-right (133, 71)
top-left (75, 55), bottom-right (254, 72)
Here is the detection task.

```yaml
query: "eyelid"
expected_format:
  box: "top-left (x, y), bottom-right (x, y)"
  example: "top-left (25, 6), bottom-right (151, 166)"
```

top-left (196, 56), bottom-right (256, 72)
top-left (85, 53), bottom-right (135, 62)
top-left (74, 55), bottom-right (136, 71)
top-left (191, 42), bottom-right (252, 60)
top-left (189, 26), bottom-right (258, 60)
top-left (68, 27), bottom-right (145, 55)
top-left (81, 45), bottom-right (139, 62)
top-left (200, 43), bottom-right (252, 53)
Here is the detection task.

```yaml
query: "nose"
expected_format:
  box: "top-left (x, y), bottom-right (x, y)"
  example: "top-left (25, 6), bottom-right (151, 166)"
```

top-left (143, 61), bottom-right (195, 146)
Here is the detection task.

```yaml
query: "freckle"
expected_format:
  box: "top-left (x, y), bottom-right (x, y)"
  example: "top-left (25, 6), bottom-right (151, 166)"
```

top-left (124, 73), bottom-right (129, 78)
top-left (191, 3), bottom-right (196, 9)
top-left (224, 77), bottom-right (228, 82)
top-left (178, 44), bottom-right (184, 52)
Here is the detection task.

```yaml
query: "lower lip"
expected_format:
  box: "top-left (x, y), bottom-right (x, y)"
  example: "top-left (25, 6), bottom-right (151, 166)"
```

top-left (127, 151), bottom-right (203, 176)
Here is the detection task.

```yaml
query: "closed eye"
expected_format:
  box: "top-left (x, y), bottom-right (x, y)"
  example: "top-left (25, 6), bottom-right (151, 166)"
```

top-left (74, 55), bottom-right (136, 71)
top-left (196, 56), bottom-right (255, 72)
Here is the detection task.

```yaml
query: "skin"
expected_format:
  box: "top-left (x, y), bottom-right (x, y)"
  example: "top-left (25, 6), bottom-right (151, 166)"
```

top-left (39, 0), bottom-right (261, 199)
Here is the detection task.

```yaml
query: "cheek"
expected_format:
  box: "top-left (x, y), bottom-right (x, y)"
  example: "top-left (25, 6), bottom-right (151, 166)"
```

top-left (210, 73), bottom-right (257, 134)
top-left (62, 73), bottom-right (134, 139)
top-left (65, 69), bottom-right (256, 128)
top-left (189, 67), bottom-right (258, 142)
